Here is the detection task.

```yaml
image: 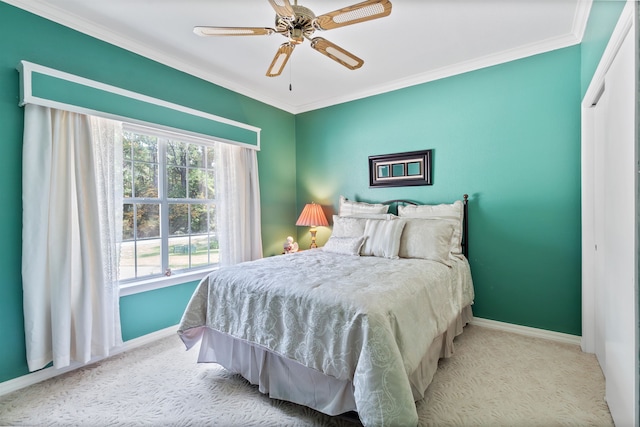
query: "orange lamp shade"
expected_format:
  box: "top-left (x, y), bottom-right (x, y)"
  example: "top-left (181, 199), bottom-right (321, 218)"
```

top-left (296, 203), bottom-right (328, 249)
top-left (295, 203), bottom-right (329, 227)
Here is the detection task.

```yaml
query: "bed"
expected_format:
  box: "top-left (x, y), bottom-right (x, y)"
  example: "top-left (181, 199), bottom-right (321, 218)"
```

top-left (178, 195), bottom-right (474, 426)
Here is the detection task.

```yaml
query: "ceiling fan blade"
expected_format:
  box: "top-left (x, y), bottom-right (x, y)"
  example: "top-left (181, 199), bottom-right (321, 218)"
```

top-left (310, 37), bottom-right (363, 70)
top-left (314, 0), bottom-right (392, 30)
top-left (193, 26), bottom-right (276, 36)
top-left (266, 43), bottom-right (295, 77)
top-left (267, 0), bottom-right (296, 20)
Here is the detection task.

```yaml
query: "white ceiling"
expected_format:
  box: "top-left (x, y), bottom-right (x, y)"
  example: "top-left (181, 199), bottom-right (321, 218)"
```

top-left (6, 0), bottom-right (590, 114)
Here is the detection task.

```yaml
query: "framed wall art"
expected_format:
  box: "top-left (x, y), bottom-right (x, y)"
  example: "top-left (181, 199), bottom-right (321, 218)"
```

top-left (369, 149), bottom-right (432, 188)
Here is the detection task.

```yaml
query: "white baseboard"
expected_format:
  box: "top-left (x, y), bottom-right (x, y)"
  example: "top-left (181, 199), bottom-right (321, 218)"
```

top-left (471, 317), bottom-right (582, 346)
top-left (0, 325), bottom-right (178, 397)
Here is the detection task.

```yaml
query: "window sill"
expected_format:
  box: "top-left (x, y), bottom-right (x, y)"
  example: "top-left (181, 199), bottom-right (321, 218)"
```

top-left (119, 268), bottom-right (218, 297)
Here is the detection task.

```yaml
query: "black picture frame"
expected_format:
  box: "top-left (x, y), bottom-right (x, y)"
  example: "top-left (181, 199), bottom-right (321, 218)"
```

top-left (369, 149), bottom-right (432, 188)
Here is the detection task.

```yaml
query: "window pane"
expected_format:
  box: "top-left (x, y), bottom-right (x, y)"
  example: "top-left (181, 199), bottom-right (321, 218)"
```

top-left (206, 171), bottom-right (215, 199)
top-left (208, 204), bottom-right (216, 233)
top-left (167, 166), bottom-right (187, 198)
top-left (137, 204), bottom-right (160, 238)
top-left (123, 203), bottom-right (134, 240)
top-left (123, 134), bottom-right (132, 160)
top-left (191, 235), bottom-right (210, 267)
top-left (169, 236), bottom-right (191, 270)
top-left (210, 250), bottom-right (219, 265)
top-left (119, 240), bottom-right (136, 280)
top-left (208, 232), bottom-right (219, 265)
top-left (188, 144), bottom-right (205, 167)
top-left (188, 169), bottom-right (206, 199)
top-left (136, 238), bottom-right (162, 277)
top-left (134, 163), bottom-right (158, 198)
top-left (131, 133), bottom-right (158, 162)
top-left (191, 204), bottom-right (208, 234)
top-left (206, 146), bottom-right (215, 168)
top-left (169, 203), bottom-right (188, 236)
top-left (167, 140), bottom-right (187, 166)
top-left (123, 161), bottom-right (133, 198)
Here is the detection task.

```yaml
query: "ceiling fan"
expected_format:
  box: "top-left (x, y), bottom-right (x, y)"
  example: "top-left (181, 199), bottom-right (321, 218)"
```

top-left (193, 0), bottom-right (392, 77)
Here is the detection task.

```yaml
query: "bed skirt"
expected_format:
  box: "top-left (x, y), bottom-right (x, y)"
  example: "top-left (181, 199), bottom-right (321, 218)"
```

top-left (194, 305), bottom-right (473, 417)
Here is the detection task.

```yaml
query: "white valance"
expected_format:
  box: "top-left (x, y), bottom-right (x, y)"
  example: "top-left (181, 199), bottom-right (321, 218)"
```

top-left (18, 61), bottom-right (261, 150)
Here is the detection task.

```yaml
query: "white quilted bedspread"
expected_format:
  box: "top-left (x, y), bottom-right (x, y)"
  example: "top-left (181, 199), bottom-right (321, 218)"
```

top-left (178, 249), bottom-right (474, 427)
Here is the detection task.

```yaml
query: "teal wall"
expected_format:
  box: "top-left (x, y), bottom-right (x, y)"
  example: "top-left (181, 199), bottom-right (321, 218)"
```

top-left (580, 0), bottom-right (628, 98)
top-left (296, 47), bottom-right (583, 335)
top-left (120, 282), bottom-right (199, 341)
top-left (0, 3), bottom-right (296, 384)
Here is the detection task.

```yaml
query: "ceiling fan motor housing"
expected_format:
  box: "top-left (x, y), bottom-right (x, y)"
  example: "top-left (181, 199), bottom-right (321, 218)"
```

top-left (276, 5), bottom-right (316, 43)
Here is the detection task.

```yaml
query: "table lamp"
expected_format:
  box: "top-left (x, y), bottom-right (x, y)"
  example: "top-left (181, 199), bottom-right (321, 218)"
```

top-left (295, 202), bottom-right (329, 249)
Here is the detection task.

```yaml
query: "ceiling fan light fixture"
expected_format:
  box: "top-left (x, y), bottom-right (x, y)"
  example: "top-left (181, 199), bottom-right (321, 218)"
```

top-left (290, 28), bottom-right (304, 44)
top-left (266, 43), bottom-right (295, 77)
top-left (311, 37), bottom-right (363, 70)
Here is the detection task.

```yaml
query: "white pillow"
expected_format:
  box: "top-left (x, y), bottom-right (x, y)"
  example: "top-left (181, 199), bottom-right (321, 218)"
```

top-left (332, 214), bottom-right (396, 238)
top-left (361, 218), bottom-right (406, 259)
top-left (398, 200), bottom-right (464, 257)
top-left (322, 236), bottom-right (366, 256)
top-left (339, 195), bottom-right (389, 216)
top-left (398, 219), bottom-right (454, 266)
top-left (332, 215), bottom-right (367, 238)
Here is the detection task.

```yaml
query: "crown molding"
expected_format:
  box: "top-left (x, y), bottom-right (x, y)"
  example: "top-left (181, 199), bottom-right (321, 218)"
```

top-left (1, 0), bottom-right (297, 113)
top-left (572, 0), bottom-right (594, 42)
top-left (4, 0), bottom-right (589, 115)
top-left (292, 32), bottom-right (581, 113)
top-left (293, 0), bottom-right (593, 114)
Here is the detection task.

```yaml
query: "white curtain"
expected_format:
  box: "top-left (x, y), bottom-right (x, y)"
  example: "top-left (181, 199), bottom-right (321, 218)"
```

top-left (215, 143), bottom-right (263, 266)
top-left (22, 104), bottom-right (123, 372)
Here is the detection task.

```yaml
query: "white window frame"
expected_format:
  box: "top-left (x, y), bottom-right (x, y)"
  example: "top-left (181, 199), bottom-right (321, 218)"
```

top-left (119, 123), bottom-right (219, 296)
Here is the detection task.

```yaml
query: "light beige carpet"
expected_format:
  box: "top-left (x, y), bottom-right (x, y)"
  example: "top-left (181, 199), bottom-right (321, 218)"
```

top-left (0, 325), bottom-right (613, 426)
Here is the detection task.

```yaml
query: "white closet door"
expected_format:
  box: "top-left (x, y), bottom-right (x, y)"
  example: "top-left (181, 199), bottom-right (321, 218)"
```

top-left (582, 4), bottom-right (637, 426)
top-left (592, 90), bottom-right (607, 368)
top-left (599, 22), bottom-right (636, 427)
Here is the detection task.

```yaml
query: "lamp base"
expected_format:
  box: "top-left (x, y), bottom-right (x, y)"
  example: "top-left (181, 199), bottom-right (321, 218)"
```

top-left (309, 228), bottom-right (318, 249)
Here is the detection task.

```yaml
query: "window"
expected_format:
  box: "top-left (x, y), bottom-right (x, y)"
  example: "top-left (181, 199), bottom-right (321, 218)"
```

top-left (120, 125), bottom-right (218, 282)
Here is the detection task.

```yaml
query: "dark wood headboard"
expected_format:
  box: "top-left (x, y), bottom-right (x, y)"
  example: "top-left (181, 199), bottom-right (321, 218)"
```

top-left (382, 194), bottom-right (469, 258)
